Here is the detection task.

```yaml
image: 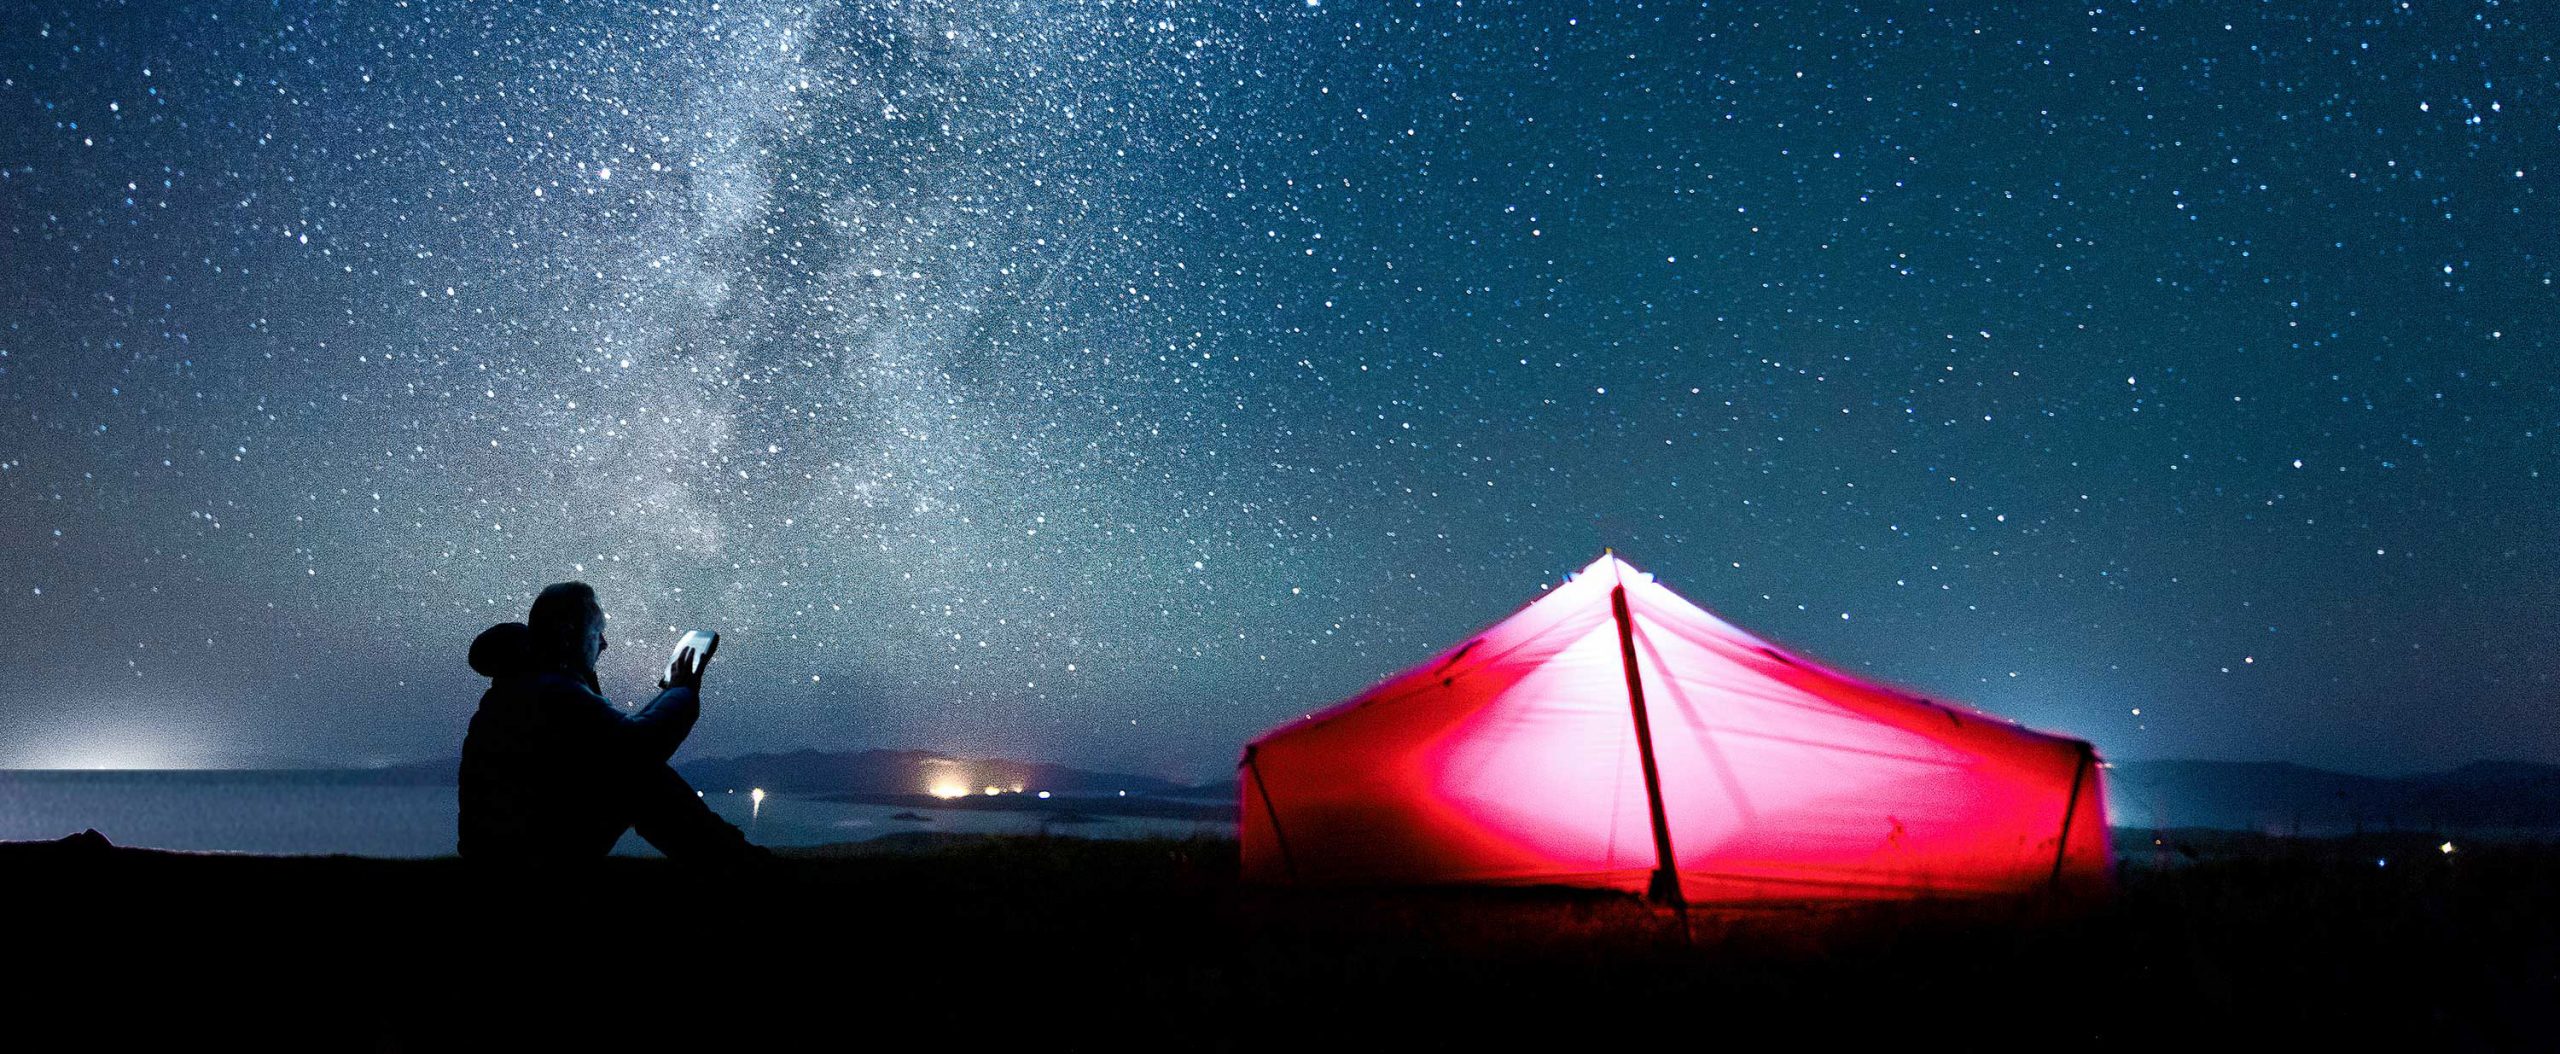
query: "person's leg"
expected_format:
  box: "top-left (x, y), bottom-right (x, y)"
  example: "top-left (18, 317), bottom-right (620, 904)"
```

top-left (625, 763), bottom-right (766, 861)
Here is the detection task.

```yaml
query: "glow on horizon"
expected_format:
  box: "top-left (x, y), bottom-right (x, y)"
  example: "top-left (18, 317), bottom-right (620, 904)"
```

top-left (921, 758), bottom-right (971, 800)
top-left (7, 722), bottom-right (221, 770)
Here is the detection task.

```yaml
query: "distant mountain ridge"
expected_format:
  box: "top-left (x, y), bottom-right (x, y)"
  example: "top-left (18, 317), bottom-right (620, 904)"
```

top-left (10, 755), bottom-right (2557, 834)
top-left (2106, 759), bottom-right (2560, 834)
top-left (672, 748), bottom-right (1218, 800)
top-left (0, 750), bottom-right (1220, 800)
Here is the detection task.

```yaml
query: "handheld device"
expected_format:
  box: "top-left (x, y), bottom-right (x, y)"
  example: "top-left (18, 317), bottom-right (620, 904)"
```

top-left (661, 629), bottom-right (720, 687)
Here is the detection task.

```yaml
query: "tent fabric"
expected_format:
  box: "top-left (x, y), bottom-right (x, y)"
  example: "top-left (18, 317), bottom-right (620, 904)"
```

top-left (1240, 554), bottom-right (2108, 901)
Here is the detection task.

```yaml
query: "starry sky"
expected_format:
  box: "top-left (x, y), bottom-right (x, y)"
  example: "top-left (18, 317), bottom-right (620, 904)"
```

top-left (2, 0), bottom-right (2552, 778)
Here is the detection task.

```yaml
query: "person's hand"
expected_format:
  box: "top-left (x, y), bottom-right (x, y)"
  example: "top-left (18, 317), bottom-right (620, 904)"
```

top-left (663, 646), bottom-right (704, 690)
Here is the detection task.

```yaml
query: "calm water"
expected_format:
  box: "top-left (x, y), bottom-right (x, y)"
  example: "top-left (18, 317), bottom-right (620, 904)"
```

top-left (0, 772), bottom-right (1234, 857)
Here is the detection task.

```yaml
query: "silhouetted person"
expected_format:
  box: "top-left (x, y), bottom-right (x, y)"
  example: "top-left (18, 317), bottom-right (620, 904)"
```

top-left (458, 582), bottom-right (764, 863)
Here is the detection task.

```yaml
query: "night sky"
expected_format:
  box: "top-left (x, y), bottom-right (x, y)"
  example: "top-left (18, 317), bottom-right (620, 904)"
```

top-left (2, 1), bottom-right (2551, 778)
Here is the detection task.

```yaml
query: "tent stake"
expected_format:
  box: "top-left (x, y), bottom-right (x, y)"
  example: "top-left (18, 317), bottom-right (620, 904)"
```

top-left (1610, 583), bottom-right (1686, 909)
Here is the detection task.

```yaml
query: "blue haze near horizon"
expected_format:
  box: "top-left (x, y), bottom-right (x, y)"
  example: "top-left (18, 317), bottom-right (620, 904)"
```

top-left (0, 771), bottom-right (1234, 856)
top-left (2, 1), bottom-right (2554, 782)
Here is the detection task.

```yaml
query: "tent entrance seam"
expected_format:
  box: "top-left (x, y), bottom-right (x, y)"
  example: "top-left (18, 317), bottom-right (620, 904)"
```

top-left (1610, 582), bottom-right (1685, 908)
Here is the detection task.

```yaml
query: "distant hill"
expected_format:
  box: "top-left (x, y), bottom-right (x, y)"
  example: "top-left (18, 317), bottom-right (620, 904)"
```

top-left (2106, 759), bottom-right (2560, 834)
top-left (0, 763), bottom-right (459, 787)
top-left (24, 752), bottom-right (2551, 835)
top-left (170, 748), bottom-right (1217, 800)
top-left (672, 748), bottom-right (1212, 800)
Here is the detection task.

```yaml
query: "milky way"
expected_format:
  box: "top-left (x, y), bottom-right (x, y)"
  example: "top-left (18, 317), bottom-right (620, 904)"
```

top-left (3, 1), bottom-right (2553, 776)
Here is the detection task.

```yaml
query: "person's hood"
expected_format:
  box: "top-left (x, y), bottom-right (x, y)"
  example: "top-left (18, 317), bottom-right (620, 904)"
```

top-left (468, 622), bottom-right (534, 678)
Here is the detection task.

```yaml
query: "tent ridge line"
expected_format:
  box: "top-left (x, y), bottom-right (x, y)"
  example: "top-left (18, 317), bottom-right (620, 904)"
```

top-left (1283, 596), bottom-right (1615, 734)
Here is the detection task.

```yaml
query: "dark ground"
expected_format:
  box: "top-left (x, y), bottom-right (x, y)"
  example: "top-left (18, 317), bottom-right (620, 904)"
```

top-left (9, 829), bottom-right (2555, 1050)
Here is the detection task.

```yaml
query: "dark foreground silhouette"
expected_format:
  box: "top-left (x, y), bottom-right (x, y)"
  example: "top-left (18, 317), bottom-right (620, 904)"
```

top-left (458, 583), bottom-right (761, 863)
top-left (5, 828), bottom-right (2553, 1049)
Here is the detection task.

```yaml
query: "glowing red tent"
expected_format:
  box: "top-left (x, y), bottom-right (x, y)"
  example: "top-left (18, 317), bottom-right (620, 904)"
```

top-left (1240, 554), bottom-right (2107, 902)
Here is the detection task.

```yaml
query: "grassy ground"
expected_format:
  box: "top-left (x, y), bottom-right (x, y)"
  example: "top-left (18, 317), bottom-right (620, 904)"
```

top-left (11, 829), bottom-right (2555, 1049)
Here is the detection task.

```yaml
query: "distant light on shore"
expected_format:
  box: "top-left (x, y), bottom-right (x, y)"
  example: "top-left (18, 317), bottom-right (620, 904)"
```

top-left (921, 757), bottom-right (971, 800)
top-left (750, 787), bottom-right (766, 820)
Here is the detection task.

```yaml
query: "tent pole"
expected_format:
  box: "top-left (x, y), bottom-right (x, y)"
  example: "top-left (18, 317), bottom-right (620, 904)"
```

top-left (2048, 744), bottom-right (2092, 891)
top-left (1610, 584), bottom-right (1686, 909)
top-left (1243, 747), bottom-right (1299, 883)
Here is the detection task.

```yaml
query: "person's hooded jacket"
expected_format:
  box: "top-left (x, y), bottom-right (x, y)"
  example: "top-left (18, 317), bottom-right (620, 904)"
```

top-left (457, 621), bottom-right (702, 859)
